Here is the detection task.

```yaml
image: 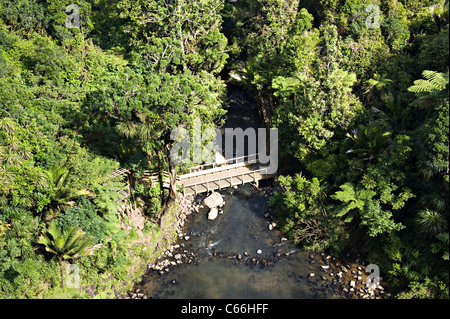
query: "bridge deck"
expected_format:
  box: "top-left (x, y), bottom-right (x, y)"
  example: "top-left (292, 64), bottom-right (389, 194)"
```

top-left (178, 163), bottom-right (275, 196)
top-left (114, 154), bottom-right (276, 198)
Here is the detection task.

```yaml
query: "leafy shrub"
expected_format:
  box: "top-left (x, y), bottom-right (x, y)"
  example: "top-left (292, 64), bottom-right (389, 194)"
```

top-left (56, 197), bottom-right (108, 243)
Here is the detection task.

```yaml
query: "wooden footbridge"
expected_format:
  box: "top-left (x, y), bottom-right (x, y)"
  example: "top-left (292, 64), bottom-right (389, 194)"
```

top-left (111, 153), bottom-right (277, 199)
top-left (177, 154), bottom-right (277, 196)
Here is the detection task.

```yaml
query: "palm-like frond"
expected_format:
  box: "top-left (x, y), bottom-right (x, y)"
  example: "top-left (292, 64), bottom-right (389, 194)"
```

top-left (418, 193), bottom-right (447, 213)
top-left (37, 221), bottom-right (100, 288)
top-left (381, 93), bottom-right (407, 119)
top-left (415, 209), bottom-right (448, 238)
top-left (41, 166), bottom-right (92, 212)
top-left (116, 121), bottom-right (139, 140)
top-left (346, 123), bottom-right (392, 161)
top-left (116, 112), bottom-right (160, 145)
top-left (37, 221), bottom-right (95, 261)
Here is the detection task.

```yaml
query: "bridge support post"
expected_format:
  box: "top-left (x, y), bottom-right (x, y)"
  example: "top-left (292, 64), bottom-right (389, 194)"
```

top-left (253, 171), bottom-right (258, 188)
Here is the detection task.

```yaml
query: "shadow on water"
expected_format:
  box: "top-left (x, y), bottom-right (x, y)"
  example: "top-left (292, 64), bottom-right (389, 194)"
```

top-left (139, 184), bottom-right (347, 299)
top-left (137, 86), bottom-right (349, 299)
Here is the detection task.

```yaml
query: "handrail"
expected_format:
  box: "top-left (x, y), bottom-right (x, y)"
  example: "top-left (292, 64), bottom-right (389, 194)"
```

top-left (180, 161), bottom-right (256, 180)
top-left (181, 166), bottom-right (276, 188)
top-left (187, 153), bottom-right (260, 174)
top-left (107, 168), bottom-right (130, 179)
top-left (128, 153), bottom-right (273, 191)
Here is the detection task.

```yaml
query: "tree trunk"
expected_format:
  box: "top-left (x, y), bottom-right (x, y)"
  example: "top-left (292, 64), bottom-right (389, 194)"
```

top-left (59, 259), bottom-right (65, 289)
top-left (166, 145), bottom-right (177, 200)
top-left (256, 91), bottom-right (272, 130)
top-left (157, 153), bottom-right (165, 203)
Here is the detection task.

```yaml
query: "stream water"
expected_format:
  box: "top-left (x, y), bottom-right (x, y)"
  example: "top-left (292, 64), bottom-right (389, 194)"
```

top-left (136, 86), bottom-right (349, 299)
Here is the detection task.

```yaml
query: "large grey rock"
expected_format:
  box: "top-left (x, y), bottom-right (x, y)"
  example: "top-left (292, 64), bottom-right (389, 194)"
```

top-left (203, 192), bottom-right (224, 208)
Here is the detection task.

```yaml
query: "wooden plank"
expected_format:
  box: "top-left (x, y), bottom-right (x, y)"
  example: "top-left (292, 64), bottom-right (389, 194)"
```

top-left (181, 164), bottom-right (259, 184)
top-left (159, 158), bottom-right (278, 195)
top-left (180, 161), bottom-right (249, 180)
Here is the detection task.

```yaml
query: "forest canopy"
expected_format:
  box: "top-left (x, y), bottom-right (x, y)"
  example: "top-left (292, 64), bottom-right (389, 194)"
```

top-left (0, 0), bottom-right (448, 299)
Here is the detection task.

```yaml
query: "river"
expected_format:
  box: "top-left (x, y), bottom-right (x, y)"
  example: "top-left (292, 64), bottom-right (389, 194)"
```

top-left (132, 85), bottom-right (365, 299)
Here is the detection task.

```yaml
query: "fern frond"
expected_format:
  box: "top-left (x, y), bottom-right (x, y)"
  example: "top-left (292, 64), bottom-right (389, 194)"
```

top-left (423, 70), bottom-right (447, 88)
top-left (408, 71), bottom-right (448, 93)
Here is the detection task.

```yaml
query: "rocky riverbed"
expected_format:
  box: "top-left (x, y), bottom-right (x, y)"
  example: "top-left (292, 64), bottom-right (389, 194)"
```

top-left (123, 189), bottom-right (390, 299)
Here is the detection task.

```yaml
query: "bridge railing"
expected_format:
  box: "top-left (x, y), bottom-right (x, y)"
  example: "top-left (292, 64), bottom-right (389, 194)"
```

top-left (187, 153), bottom-right (260, 174)
top-left (180, 165), bottom-right (277, 196)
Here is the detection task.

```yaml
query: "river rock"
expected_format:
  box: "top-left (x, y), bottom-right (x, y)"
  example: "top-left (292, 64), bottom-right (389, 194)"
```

top-left (203, 192), bottom-right (224, 208)
top-left (208, 207), bottom-right (219, 220)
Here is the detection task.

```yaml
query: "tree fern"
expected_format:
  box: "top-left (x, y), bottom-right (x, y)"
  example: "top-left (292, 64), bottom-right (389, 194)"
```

top-left (37, 221), bottom-right (99, 288)
top-left (408, 70), bottom-right (448, 93)
top-left (408, 70), bottom-right (449, 108)
top-left (93, 180), bottom-right (126, 215)
top-left (346, 123), bottom-right (392, 162)
top-left (330, 182), bottom-right (376, 222)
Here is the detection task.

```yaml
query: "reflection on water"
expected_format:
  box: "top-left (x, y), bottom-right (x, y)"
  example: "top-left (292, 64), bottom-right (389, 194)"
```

top-left (136, 86), bottom-right (348, 299)
top-left (138, 184), bottom-right (347, 299)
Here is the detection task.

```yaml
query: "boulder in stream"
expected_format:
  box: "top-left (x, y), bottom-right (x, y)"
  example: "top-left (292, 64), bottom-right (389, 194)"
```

top-left (203, 192), bottom-right (224, 209)
top-left (208, 207), bottom-right (219, 220)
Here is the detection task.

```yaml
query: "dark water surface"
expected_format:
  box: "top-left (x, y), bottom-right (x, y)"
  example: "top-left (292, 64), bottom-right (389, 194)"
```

top-left (137, 86), bottom-right (348, 299)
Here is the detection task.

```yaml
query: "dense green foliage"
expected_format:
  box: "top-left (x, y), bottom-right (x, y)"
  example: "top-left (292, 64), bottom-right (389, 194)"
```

top-left (0, 0), bottom-right (228, 298)
top-left (224, 0), bottom-right (448, 298)
top-left (0, 0), bottom-right (448, 299)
